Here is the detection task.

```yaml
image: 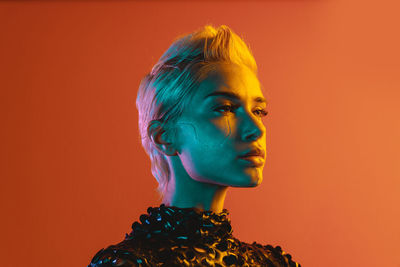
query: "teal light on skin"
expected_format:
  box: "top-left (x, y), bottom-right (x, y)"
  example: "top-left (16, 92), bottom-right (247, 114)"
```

top-left (151, 63), bottom-right (268, 213)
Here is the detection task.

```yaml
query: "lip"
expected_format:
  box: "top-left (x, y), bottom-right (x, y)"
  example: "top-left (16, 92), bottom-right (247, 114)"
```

top-left (238, 148), bottom-right (265, 158)
top-left (238, 156), bottom-right (265, 167)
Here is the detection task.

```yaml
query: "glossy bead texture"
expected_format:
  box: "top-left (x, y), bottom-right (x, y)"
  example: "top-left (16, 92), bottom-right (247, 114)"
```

top-left (88, 204), bottom-right (301, 267)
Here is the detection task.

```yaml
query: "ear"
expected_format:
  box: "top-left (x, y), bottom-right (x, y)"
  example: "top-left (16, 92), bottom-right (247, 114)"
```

top-left (147, 120), bottom-right (179, 156)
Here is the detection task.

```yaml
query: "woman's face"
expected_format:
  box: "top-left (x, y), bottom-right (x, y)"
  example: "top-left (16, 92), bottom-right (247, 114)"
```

top-left (174, 63), bottom-right (267, 187)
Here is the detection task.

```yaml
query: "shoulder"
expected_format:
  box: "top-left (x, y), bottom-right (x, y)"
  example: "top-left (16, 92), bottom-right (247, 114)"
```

top-left (264, 244), bottom-right (301, 267)
top-left (241, 240), bottom-right (301, 267)
top-left (87, 240), bottom-right (152, 267)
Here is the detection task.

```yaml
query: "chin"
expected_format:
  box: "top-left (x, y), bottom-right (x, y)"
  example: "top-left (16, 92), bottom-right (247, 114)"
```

top-left (255, 176), bottom-right (263, 186)
top-left (243, 169), bottom-right (263, 187)
top-left (248, 177), bottom-right (262, 187)
top-left (229, 175), bottom-right (263, 188)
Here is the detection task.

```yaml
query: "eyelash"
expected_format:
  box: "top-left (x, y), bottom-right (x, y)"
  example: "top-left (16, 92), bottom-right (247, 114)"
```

top-left (215, 105), bottom-right (268, 117)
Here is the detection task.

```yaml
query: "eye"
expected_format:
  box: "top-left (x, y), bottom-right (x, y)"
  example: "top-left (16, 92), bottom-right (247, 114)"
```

top-left (215, 105), bottom-right (268, 118)
top-left (254, 108), bottom-right (268, 117)
top-left (215, 105), bottom-right (235, 114)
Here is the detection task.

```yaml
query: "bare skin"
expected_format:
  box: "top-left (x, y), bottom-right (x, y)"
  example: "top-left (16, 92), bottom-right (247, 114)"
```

top-left (150, 63), bottom-right (267, 213)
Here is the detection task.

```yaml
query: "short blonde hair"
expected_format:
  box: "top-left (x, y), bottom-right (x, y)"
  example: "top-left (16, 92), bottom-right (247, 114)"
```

top-left (136, 25), bottom-right (258, 199)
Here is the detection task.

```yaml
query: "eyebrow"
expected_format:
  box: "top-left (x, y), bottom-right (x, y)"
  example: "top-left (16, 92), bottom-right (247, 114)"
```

top-left (204, 91), bottom-right (267, 105)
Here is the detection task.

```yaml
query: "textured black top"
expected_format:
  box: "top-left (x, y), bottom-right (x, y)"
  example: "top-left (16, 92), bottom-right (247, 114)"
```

top-left (88, 204), bottom-right (301, 267)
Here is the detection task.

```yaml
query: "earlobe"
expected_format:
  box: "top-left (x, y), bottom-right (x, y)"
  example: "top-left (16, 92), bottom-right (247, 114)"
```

top-left (148, 120), bottom-right (178, 156)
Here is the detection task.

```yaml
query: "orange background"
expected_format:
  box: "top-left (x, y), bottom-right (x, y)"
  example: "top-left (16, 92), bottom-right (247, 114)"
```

top-left (1, 1), bottom-right (399, 267)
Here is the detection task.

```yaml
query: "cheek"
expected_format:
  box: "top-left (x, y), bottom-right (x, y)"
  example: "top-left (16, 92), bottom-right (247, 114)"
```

top-left (200, 117), bottom-right (235, 150)
top-left (211, 116), bottom-right (233, 137)
top-left (178, 117), bottom-right (234, 151)
top-left (177, 119), bottom-right (235, 176)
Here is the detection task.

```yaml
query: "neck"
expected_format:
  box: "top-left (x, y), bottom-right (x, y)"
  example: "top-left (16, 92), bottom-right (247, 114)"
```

top-left (162, 163), bottom-right (228, 213)
top-left (171, 184), bottom-right (228, 213)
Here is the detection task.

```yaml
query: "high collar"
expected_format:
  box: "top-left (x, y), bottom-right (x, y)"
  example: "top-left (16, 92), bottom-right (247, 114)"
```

top-left (125, 204), bottom-right (233, 244)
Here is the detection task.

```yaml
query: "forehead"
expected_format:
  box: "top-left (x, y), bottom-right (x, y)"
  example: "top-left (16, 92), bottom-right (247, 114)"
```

top-left (195, 63), bottom-right (265, 103)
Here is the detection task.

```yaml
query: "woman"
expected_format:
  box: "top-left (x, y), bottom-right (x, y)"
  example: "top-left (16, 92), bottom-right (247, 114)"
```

top-left (88, 25), bottom-right (301, 267)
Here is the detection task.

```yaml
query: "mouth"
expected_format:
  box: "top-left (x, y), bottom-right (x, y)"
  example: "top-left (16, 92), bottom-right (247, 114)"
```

top-left (238, 147), bottom-right (266, 159)
top-left (237, 155), bottom-right (265, 167)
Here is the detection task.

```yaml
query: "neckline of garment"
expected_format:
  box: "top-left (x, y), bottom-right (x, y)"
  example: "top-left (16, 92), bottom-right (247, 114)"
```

top-left (125, 204), bottom-right (233, 242)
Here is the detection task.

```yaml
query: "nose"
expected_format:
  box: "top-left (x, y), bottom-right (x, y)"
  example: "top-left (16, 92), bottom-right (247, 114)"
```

top-left (239, 110), bottom-right (265, 142)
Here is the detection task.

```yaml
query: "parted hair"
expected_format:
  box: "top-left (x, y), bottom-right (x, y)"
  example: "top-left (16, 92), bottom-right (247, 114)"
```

top-left (135, 24), bottom-right (258, 199)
